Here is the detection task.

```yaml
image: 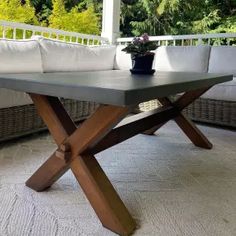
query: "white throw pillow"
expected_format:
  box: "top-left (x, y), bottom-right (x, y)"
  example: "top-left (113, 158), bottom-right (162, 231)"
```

top-left (155, 46), bottom-right (211, 73)
top-left (0, 39), bottom-right (43, 73)
top-left (208, 46), bottom-right (236, 76)
top-left (35, 37), bottom-right (116, 72)
top-left (114, 45), bottom-right (132, 70)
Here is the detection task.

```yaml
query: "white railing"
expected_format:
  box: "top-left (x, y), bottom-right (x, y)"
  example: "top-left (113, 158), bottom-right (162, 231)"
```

top-left (0, 20), bottom-right (109, 45)
top-left (117, 33), bottom-right (236, 46)
top-left (1, 20), bottom-right (235, 47)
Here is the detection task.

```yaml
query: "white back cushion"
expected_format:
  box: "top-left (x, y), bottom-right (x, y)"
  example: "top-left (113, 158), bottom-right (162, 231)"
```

top-left (155, 46), bottom-right (211, 73)
top-left (0, 39), bottom-right (43, 73)
top-left (114, 45), bottom-right (132, 70)
top-left (35, 37), bottom-right (116, 72)
top-left (83, 45), bottom-right (116, 71)
top-left (208, 46), bottom-right (236, 76)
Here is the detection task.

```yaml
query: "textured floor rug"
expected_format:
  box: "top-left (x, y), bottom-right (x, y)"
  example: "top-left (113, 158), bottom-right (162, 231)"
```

top-left (0, 122), bottom-right (235, 236)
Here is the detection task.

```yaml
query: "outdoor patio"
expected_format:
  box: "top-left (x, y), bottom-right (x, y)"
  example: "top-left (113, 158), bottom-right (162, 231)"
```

top-left (0, 121), bottom-right (235, 235)
top-left (0, 0), bottom-right (236, 235)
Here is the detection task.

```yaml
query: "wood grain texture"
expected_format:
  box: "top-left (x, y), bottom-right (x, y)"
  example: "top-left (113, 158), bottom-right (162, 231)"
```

top-left (174, 114), bottom-right (213, 149)
top-left (25, 85), bottom-right (215, 235)
top-left (26, 152), bottom-right (70, 191)
top-left (29, 94), bottom-right (76, 145)
top-left (26, 95), bottom-right (135, 235)
top-left (26, 94), bottom-right (77, 191)
top-left (143, 88), bottom-right (213, 149)
top-left (71, 155), bottom-right (136, 236)
top-left (89, 106), bottom-right (179, 155)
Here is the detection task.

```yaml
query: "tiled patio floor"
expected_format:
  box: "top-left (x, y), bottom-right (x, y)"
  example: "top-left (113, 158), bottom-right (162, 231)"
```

top-left (0, 121), bottom-right (235, 236)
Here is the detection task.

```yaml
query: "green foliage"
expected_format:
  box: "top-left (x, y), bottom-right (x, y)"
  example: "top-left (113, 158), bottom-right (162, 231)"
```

top-left (0, 0), bottom-right (235, 38)
top-left (0, 0), bottom-right (37, 24)
top-left (212, 15), bottom-right (236, 33)
top-left (121, 0), bottom-right (236, 36)
top-left (131, 0), bottom-right (161, 36)
top-left (30, 0), bottom-right (52, 25)
top-left (30, 0), bottom-right (102, 29)
top-left (192, 10), bottom-right (221, 33)
top-left (49, 0), bottom-right (100, 35)
top-left (0, 0), bottom-right (38, 39)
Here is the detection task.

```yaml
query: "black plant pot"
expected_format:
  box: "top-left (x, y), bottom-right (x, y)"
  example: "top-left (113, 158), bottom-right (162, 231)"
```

top-left (131, 54), bottom-right (155, 75)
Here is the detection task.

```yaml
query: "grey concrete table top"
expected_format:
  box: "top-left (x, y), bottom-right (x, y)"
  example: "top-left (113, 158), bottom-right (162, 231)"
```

top-left (0, 70), bottom-right (232, 106)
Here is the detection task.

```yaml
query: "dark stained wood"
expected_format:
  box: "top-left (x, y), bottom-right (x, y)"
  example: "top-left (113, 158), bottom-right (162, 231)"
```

top-left (29, 94), bottom-right (76, 145)
top-left (89, 106), bottom-right (179, 155)
top-left (161, 95), bottom-right (213, 149)
top-left (173, 87), bottom-right (212, 109)
top-left (26, 95), bottom-right (135, 235)
top-left (175, 114), bottom-right (213, 149)
top-left (67, 105), bottom-right (130, 158)
top-left (26, 94), bottom-right (77, 191)
top-left (142, 123), bottom-right (164, 135)
top-left (71, 155), bottom-right (136, 236)
top-left (25, 85), bottom-right (215, 235)
top-left (26, 152), bottom-right (71, 191)
top-left (143, 87), bottom-right (213, 150)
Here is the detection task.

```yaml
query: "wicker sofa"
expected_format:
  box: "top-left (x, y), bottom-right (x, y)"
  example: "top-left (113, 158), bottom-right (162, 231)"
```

top-left (0, 37), bottom-right (117, 141)
top-left (0, 38), bottom-right (235, 142)
top-left (116, 45), bottom-right (236, 128)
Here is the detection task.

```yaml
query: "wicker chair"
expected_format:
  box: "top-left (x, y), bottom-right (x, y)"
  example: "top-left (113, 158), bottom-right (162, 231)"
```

top-left (0, 99), bottom-right (98, 142)
top-left (139, 98), bottom-right (236, 128)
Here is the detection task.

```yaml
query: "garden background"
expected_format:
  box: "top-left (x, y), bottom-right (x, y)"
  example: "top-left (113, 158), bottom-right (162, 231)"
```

top-left (0, 0), bottom-right (235, 37)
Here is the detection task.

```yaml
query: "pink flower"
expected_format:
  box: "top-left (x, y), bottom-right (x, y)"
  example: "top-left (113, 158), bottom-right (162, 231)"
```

top-left (141, 33), bottom-right (149, 43)
top-left (132, 36), bottom-right (142, 45)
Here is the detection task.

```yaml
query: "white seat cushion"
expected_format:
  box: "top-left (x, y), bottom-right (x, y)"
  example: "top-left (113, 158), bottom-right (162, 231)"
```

top-left (35, 37), bottom-right (116, 72)
top-left (201, 77), bottom-right (236, 102)
top-left (0, 88), bottom-right (32, 109)
top-left (155, 46), bottom-right (211, 73)
top-left (114, 45), bottom-right (132, 70)
top-left (0, 39), bottom-right (43, 73)
top-left (208, 46), bottom-right (236, 76)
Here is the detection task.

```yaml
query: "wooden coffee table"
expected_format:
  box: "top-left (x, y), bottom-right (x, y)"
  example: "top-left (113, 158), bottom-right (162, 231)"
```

top-left (0, 70), bottom-right (232, 235)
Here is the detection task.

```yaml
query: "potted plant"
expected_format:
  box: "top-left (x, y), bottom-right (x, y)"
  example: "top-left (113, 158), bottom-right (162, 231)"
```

top-left (122, 33), bottom-right (158, 74)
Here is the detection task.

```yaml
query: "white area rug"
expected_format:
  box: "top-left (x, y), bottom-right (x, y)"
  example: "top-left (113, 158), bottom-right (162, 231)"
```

top-left (0, 122), bottom-right (236, 236)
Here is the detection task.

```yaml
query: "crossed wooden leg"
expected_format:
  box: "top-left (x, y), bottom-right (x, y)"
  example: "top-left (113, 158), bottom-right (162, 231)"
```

top-left (144, 87), bottom-right (213, 149)
top-left (26, 94), bottom-right (135, 236)
top-left (26, 88), bottom-right (213, 235)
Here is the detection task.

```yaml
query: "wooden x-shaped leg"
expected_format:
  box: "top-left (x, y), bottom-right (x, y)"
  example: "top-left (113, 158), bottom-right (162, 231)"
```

top-left (144, 87), bottom-right (213, 149)
top-left (26, 87), bottom-right (213, 235)
top-left (26, 94), bottom-right (135, 236)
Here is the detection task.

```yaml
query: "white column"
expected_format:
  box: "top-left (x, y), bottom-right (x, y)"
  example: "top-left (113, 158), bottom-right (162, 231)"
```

top-left (101, 0), bottom-right (121, 44)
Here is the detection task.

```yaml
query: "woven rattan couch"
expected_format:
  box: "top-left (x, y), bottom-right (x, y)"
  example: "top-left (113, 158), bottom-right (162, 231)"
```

top-left (116, 45), bottom-right (236, 128)
top-left (0, 37), bottom-right (116, 141)
top-left (1, 38), bottom-right (235, 142)
top-left (0, 99), bottom-right (98, 142)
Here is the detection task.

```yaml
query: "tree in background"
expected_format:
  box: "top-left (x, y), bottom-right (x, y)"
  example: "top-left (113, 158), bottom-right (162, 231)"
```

top-left (0, 0), bottom-right (235, 37)
top-left (30, 0), bottom-right (52, 26)
top-left (0, 0), bottom-right (38, 38)
top-left (120, 0), bottom-right (236, 36)
top-left (30, 0), bottom-right (102, 29)
top-left (0, 0), bottom-right (37, 24)
top-left (49, 0), bottom-right (100, 35)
